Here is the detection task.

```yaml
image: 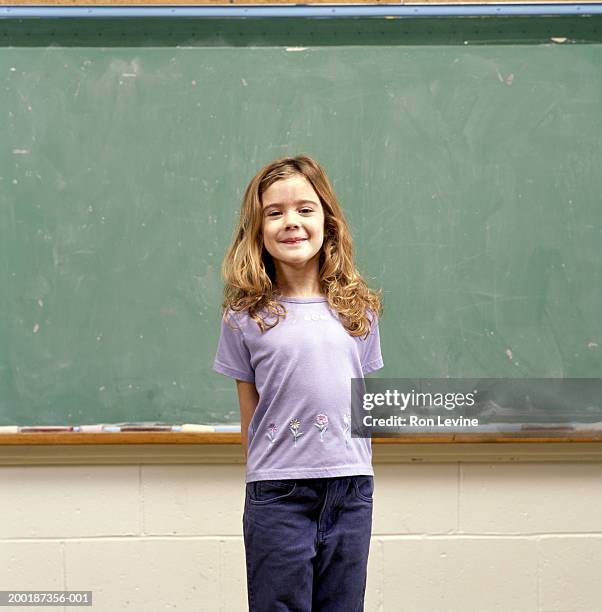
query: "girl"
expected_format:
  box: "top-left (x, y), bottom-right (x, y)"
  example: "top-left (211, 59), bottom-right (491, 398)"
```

top-left (213, 154), bottom-right (384, 612)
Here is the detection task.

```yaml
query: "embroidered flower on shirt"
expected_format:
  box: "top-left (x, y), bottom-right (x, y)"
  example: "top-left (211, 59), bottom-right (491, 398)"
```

top-left (289, 418), bottom-right (304, 447)
top-left (314, 413), bottom-right (329, 442)
top-left (266, 423), bottom-right (277, 448)
top-left (343, 413), bottom-right (351, 448)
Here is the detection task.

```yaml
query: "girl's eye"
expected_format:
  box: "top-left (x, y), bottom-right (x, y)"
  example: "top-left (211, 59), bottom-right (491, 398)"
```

top-left (265, 208), bottom-right (313, 217)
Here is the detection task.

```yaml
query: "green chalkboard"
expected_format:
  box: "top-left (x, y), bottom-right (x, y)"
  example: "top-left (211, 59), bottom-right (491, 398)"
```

top-left (1, 16), bottom-right (601, 427)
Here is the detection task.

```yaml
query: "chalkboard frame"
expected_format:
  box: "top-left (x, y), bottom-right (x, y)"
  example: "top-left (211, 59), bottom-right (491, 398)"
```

top-left (2, 7), bottom-right (602, 444)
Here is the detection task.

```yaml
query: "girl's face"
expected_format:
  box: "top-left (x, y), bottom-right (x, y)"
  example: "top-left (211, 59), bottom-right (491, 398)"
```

top-left (261, 175), bottom-right (325, 270)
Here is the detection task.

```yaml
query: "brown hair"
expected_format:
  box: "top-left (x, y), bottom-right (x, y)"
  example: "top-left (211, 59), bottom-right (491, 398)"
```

top-left (219, 154), bottom-right (383, 337)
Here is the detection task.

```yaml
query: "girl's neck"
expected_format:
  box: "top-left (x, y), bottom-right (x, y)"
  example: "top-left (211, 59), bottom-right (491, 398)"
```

top-left (277, 290), bottom-right (325, 299)
top-left (274, 261), bottom-right (323, 299)
top-left (276, 282), bottom-right (324, 298)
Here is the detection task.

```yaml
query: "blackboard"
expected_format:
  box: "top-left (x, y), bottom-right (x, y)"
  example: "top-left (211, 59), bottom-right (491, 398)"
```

top-left (1, 15), bottom-right (601, 427)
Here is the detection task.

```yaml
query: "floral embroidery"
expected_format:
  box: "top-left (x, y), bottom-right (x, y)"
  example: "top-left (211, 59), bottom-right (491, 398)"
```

top-left (266, 423), bottom-right (277, 449)
top-left (314, 414), bottom-right (329, 442)
top-left (289, 418), bottom-right (304, 447)
top-left (342, 414), bottom-right (351, 448)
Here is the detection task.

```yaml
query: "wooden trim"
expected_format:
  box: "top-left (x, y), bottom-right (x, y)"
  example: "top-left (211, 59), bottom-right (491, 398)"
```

top-left (1, 433), bottom-right (602, 466)
top-left (2, 439), bottom-right (602, 465)
top-left (374, 442), bottom-right (602, 463)
top-left (1, 432), bottom-right (602, 445)
top-left (0, 432), bottom-right (602, 468)
top-left (0, 433), bottom-right (241, 445)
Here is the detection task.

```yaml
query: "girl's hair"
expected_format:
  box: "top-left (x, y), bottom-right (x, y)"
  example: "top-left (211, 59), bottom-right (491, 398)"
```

top-left (220, 154), bottom-right (383, 338)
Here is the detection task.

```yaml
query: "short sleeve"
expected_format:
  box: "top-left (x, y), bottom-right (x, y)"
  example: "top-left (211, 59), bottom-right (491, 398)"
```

top-left (361, 314), bottom-right (384, 375)
top-left (212, 311), bottom-right (255, 383)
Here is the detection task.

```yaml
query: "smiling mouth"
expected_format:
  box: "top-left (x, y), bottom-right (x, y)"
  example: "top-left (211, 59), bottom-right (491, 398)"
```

top-left (281, 238), bottom-right (307, 244)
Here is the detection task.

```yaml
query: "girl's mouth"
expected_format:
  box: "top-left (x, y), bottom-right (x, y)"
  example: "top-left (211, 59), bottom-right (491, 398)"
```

top-left (282, 238), bottom-right (307, 244)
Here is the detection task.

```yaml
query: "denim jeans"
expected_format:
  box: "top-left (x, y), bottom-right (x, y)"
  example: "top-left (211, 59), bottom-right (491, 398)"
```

top-left (242, 475), bottom-right (374, 612)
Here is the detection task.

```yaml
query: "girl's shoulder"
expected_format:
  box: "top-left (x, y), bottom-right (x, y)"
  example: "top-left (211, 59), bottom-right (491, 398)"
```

top-left (221, 305), bottom-right (274, 335)
top-left (365, 307), bottom-right (378, 322)
top-left (218, 309), bottom-right (245, 338)
top-left (222, 307), bottom-right (251, 328)
top-left (359, 307), bottom-right (381, 340)
top-left (354, 306), bottom-right (379, 329)
top-left (221, 297), bottom-right (290, 336)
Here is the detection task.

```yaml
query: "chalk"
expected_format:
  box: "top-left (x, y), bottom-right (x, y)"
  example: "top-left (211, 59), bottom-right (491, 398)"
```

top-left (98, 421), bottom-right (170, 432)
top-left (118, 425), bottom-right (173, 431)
top-left (180, 424), bottom-right (214, 432)
top-left (73, 425), bottom-right (105, 433)
top-left (0, 426), bottom-right (19, 433)
top-left (214, 425), bottom-right (242, 432)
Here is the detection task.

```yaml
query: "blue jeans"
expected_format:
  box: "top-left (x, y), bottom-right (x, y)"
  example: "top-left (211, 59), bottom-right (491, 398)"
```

top-left (243, 475), bottom-right (374, 612)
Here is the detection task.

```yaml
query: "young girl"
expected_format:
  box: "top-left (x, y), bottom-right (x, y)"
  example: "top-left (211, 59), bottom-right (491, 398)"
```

top-left (213, 154), bottom-right (384, 611)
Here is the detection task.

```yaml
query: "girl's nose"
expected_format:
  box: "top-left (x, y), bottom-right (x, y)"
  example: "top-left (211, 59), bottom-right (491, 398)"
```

top-left (284, 213), bottom-right (300, 229)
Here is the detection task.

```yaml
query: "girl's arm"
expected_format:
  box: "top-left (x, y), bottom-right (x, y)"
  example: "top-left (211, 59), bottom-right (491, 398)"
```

top-left (236, 380), bottom-right (259, 461)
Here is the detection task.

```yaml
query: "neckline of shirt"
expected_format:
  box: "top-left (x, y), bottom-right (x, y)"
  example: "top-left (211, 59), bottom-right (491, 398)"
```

top-left (276, 295), bottom-right (328, 304)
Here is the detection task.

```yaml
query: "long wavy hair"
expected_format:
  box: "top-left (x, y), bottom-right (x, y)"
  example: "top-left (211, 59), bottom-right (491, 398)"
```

top-left (220, 154), bottom-right (383, 338)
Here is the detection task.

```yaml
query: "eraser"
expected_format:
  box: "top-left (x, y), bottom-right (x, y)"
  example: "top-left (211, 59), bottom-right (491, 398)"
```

top-left (20, 426), bottom-right (74, 432)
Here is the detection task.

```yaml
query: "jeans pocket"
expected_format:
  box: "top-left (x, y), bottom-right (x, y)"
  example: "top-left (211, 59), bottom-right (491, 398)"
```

top-left (353, 475), bottom-right (374, 502)
top-left (248, 479), bottom-right (297, 504)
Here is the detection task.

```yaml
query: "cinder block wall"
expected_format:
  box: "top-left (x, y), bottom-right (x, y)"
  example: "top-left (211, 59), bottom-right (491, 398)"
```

top-left (1, 459), bottom-right (601, 612)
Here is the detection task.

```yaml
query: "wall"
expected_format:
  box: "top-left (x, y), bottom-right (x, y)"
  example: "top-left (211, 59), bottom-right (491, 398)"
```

top-left (1, 444), bottom-right (602, 612)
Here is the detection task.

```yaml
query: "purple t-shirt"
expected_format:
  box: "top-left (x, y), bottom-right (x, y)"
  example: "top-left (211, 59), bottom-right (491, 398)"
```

top-left (212, 295), bottom-right (384, 483)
